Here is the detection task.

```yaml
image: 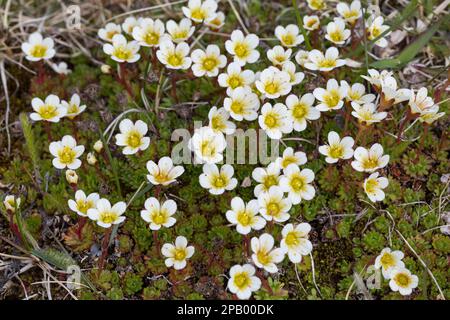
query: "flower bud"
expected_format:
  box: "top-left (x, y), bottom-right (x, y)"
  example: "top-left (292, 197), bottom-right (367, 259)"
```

top-left (87, 152), bottom-right (97, 165)
top-left (66, 169), bottom-right (79, 185)
top-left (93, 140), bottom-right (103, 153)
top-left (3, 195), bottom-right (20, 213)
top-left (101, 64), bottom-right (111, 74)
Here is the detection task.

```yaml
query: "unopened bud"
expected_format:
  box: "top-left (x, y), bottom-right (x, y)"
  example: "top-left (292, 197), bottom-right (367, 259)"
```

top-left (87, 152), bottom-right (97, 165)
top-left (93, 140), bottom-right (103, 153)
top-left (101, 64), bottom-right (111, 74)
top-left (3, 195), bottom-right (20, 213)
top-left (66, 169), bottom-right (79, 185)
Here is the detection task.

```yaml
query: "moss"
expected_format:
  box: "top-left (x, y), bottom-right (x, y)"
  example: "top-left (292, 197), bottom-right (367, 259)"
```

top-left (123, 273), bottom-right (143, 296)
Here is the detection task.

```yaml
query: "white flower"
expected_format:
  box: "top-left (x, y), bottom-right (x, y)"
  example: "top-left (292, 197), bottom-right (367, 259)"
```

top-left (318, 131), bottom-right (355, 163)
top-left (21, 32), bottom-right (56, 61)
top-left (156, 40), bottom-right (192, 70)
top-left (295, 49), bottom-right (311, 67)
top-left (182, 0), bottom-right (218, 23)
top-left (258, 102), bottom-right (293, 139)
top-left (340, 81), bottom-right (375, 104)
top-left (380, 77), bottom-right (411, 105)
top-left (115, 119), bottom-right (150, 155)
top-left (281, 223), bottom-right (313, 263)
top-left (103, 34), bottom-right (140, 63)
top-left (409, 87), bottom-right (436, 115)
top-left (361, 69), bottom-right (393, 90)
top-left (282, 61), bottom-right (305, 86)
top-left (51, 62), bottom-right (71, 75)
top-left (49, 135), bottom-right (85, 170)
top-left (279, 164), bottom-right (315, 204)
top-left (132, 18), bottom-right (168, 47)
top-left (161, 236), bottom-right (195, 270)
top-left (191, 44), bottom-right (227, 77)
top-left (68, 190), bottom-right (100, 217)
top-left (374, 248), bottom-right (405, 279)
top-left (122, 16), bottom-right (139, 35)
top-left (303, 15), bottom-right (320, 31)
top-left (227, 264), bottom-right (261, 300)
top-left (30, 94), bottom-right (66, 122)
top-left (313, 79), bottom-right (347, 111)
top-left (208, 106), bottom-right (236, 135)
top-left (275, 24), bottom-right (304, 47)
top-left (141, 197), bottom-right (177, 230)
top-left (87, 199), bottom-right (126, 228)
top-left (218, 62), bottom-right (255, 95)
top-left (205, 11), bottom-right (225, 29)
top-left (418, 106), bottom-right (445, 125)
top-left (166, 18), bottom-right (195, 43)
top-left (258, 186), bottom-right (292, 222)
top-left (351, 102), bottom-right (387, 124)
top-left (325, 18), bottom-right (351, 45)
top-left (251, 233), bottom-right (285, 273)
top-left (337, 1), bottom-right (362, 25)
top-left (366, 15), bottom-right (390, 48)
top-left (61, 94), bottom-right (86, 119)
top-left (389, 268), bottom-right (418, 296)
top-left (285, 93), bottom-right (320, 132)
top-left (255, 66), bottom-right (292, 99)
top-left (225, 30), bottom-right (260, 66)
top-left (223, 86), bottom-right (260, 121)
top-left (275, 147), bottom-right (307, 170)
top-left (188, 126), bottom-right (227, 164)
top-left (226, 197), bottom-right (265, 235)
top-left (363, 172), bottom-right (389, 202)
top-left (3, 195), bottom-right (20, 213)
top-left (307, 0), bottom-right (326, 10)
top-left (252, 162), bottom-right (283, 197)
top-left (98, 23), bottom-right (122, 42)
top-left (267, 45), bottom-right (292, 66)
top-left (305, 47), bottom-right (345, 72)
top-left (199, 164), bottom-right (237, 195)
top-left (351, 143), bottom-right (389, 172)
top-left (146, 156), bottom-right (185, 186)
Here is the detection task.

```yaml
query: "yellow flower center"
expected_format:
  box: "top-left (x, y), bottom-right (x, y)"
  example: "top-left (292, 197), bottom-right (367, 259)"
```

top-left (329, 144), bottom-right (344, 158)
top-left (290, 175), bottom-right (305, 192)
top-left (365, 178), bottom-right (379, 194)
top-left (285, 231), bottom-right (300, 246)
top-left (236, 211), bottom-right (252, 226)
top-left (348, 91), bottom-right (361, 101)
top-left (201, 141), bottom-right (216, 157)
top-left (67, 103), bottom-right (79, 115)
top-left (264, 82), bottom-right (280, 95)
top-left (262, 174), bottom-right (278, 189)
top-left (228, 75), bottom-right (243, 89)
top-left (281, 156), bottom-right (297, 168)
top-left (126, 130), bottom-right (142, 148)
top-left (38, 104), bottom-right (58, 120)
top-left (281, 34), bottom-right (295, 46)
top-left (212, 174), bottom-right (228, 188)
top-left (267, 201), bottom-right (280, 216)
top-left (211, 115), bottom-right (225, 131)
top-left (318, 59), bottom-right (337, 69)
top-left (344, 11), bottom-right (358, 21)
top-left (100, 211), bottom-right (118, 224)
top-left (167, 53), bottom-right (183, 67)
top-left (58, 146), bottom-right (76, 165)
top-left (151, 211), bottom-right (168, 225)
top-left (106, 30), bottom-right (119, 40)
top-left (362, 157), bottom-right (379, 170)
top-left (358, 109), bottom-right (376, 122)
top-left (264, 113), bottom-right (279, 128)
top-left (323, 89), bottom-right (341, 108)
top-left (202, 57), bottom-right (218, 71)
top-left (370, 26), bottom-right (382, 39)
top-left (30, 44), bottom-right (48, 58)
top-left (309, 0), bottom-right (326, 10)
top-left (230, 100), bottom-right (244, 114)
top-left (173, 30), bottom-right (188, 40)
top-left (329, 30), bottom-right (344, 43)
top-left (76, 199), bottom-right (94, 215)
top-left (191, 7), bottom-right (205, 20)
top-left (234, 43), bottom-right (249, 58)
top-left (394, 273), bottom-right (411, 287)
top-left (234, 272), bottom-right (250, 290)
top-left (113, 46), bottom-right (133, 61)
top-left (306, 20), bottom-right (317, 29)
top-left (256, 250), bottom-right (271, 265)
top-left (154, 171), bottom-right (170, 184)
top-left (292, 103), bottom-right (307, 120)
top-left (174, 248), bottom-right (187, 261)
top-left (144, 32), bottom-right (160, 45)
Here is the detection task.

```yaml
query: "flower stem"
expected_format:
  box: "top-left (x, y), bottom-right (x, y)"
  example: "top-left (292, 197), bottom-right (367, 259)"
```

top-left (76, 217), bottom-right (87, 240)
top-left (43, 121), bottom-right (52, 141)
top-left (119, 63), bottom-right (134, 98)
top-left (292, 0), bottom-right (311, 50)
top-left (98, 227), bottom-right (112, 273)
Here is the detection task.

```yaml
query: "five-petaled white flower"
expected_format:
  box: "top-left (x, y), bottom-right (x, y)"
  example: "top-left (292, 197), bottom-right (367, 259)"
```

top-left (337, 1), bottom-right (362, 25)
top-left (351, 143), bottom-right (389, 172)
top-left (389, 268), bottom-right (418, 296)
top-left (275, 147), bottom-right (307, 170)
top-left (191, 44), bottom-right (227, 77)
top-left (361, 69), bottom-right (393, 90)
top-left (363, 172), bottom-right (389, 202)
top-left (409, 87), bottom-right (436, 115)
top-left (341, 81), bottom-right (375, 105)
top-left (267, 45), bottom-right (292, 66)
top-left (380, 77), bottom-right (411, 105)
top-left (68, 190), bottom-right (100, 217)
top-left (374, 247), bottom-right (405, 279)
top-left (285, 93), bottom-right (320, 132)
top-left (98, 23), bottom-right (122, 42)
top-left (103, 34), bottom-right (140, 63)
top-left (258, 102), bottom-right (293, 140)
top-left (226, 197), bottom-right (266, 235)
top-left (205, 11), bottom-right (225, 29)
top-left (305, 47), bottom-right (345, 72)
top-left (182, 0), bottom-right (218, 23)
top-left (258, 186), bottom-right (292, 222)
top-left (282, 61), bottom-right (305, 86)
top-left (325, 18), bottom-right (351, 45)
top-left (87, 198), bottom-right (126, 228)
top-left (156, 40), bottom-right (192, 69)
top-left (279, 164), bottom-right (315, 204)
top-left (61, 94), bottom-right (86, 119)
top-left (256, 67), bottom-right (292, 99)
top-left (252, 162), bottom-right (283, 197)
top-left (281, 223), bottom-right (313, 263)
top-left (146, 156), bottom-right (185, 186)
top-left (303, 15), bottom-right (320, 31)
top-left (295, 49), bottom-right (311, 67)
top-left (166, 18), bottom-right (195, 43)
top-left (223, 86), bottom-right (260, 121)
top-left (132, 18), bottom-right (168, 47)
top-left (225, 30), bottom-right (260, 66)
top-left (30, 94), bottom-right (66, 122)
top-left (49, 135), bottom-right (85, 170)
top-left (351, 102), bottom-right (387, 125)
top-left (307, 0), bottom-right (326, 10)
top-left (122, 17), bottom-right (139, 35)
top-left (51, 62), bottom-right (71, 75)
top-left (418, 106), bottom-right (445, 125)
top-left (313, 79), bottom-right (347, 111)
top-left (115, 119), bottom-right (150, 155)
top-left (275, 24), bottom-right (304, 47)
top-left (208, 106), bottom-right (236, 135)
top-left (22, 32), bottom-right (56, 61)
top-left (199, 164), bottom-right (238, 195)
top-left (141, 197), bottom-right (177, 230)
top-left (218, 62), bottom-right (255, 94)
top-left (161, 236), bottom-right (195, 270)
top-left (227, 264), bottom-right (261, 300)
top-left (188, 126), bottom-right (227, 164)
top-left (251, 233), bottom-right (285, 273)
top-left (366, 15), bottom-right (390, 48)
top-left (318, 131), bottom-right (354, 163)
